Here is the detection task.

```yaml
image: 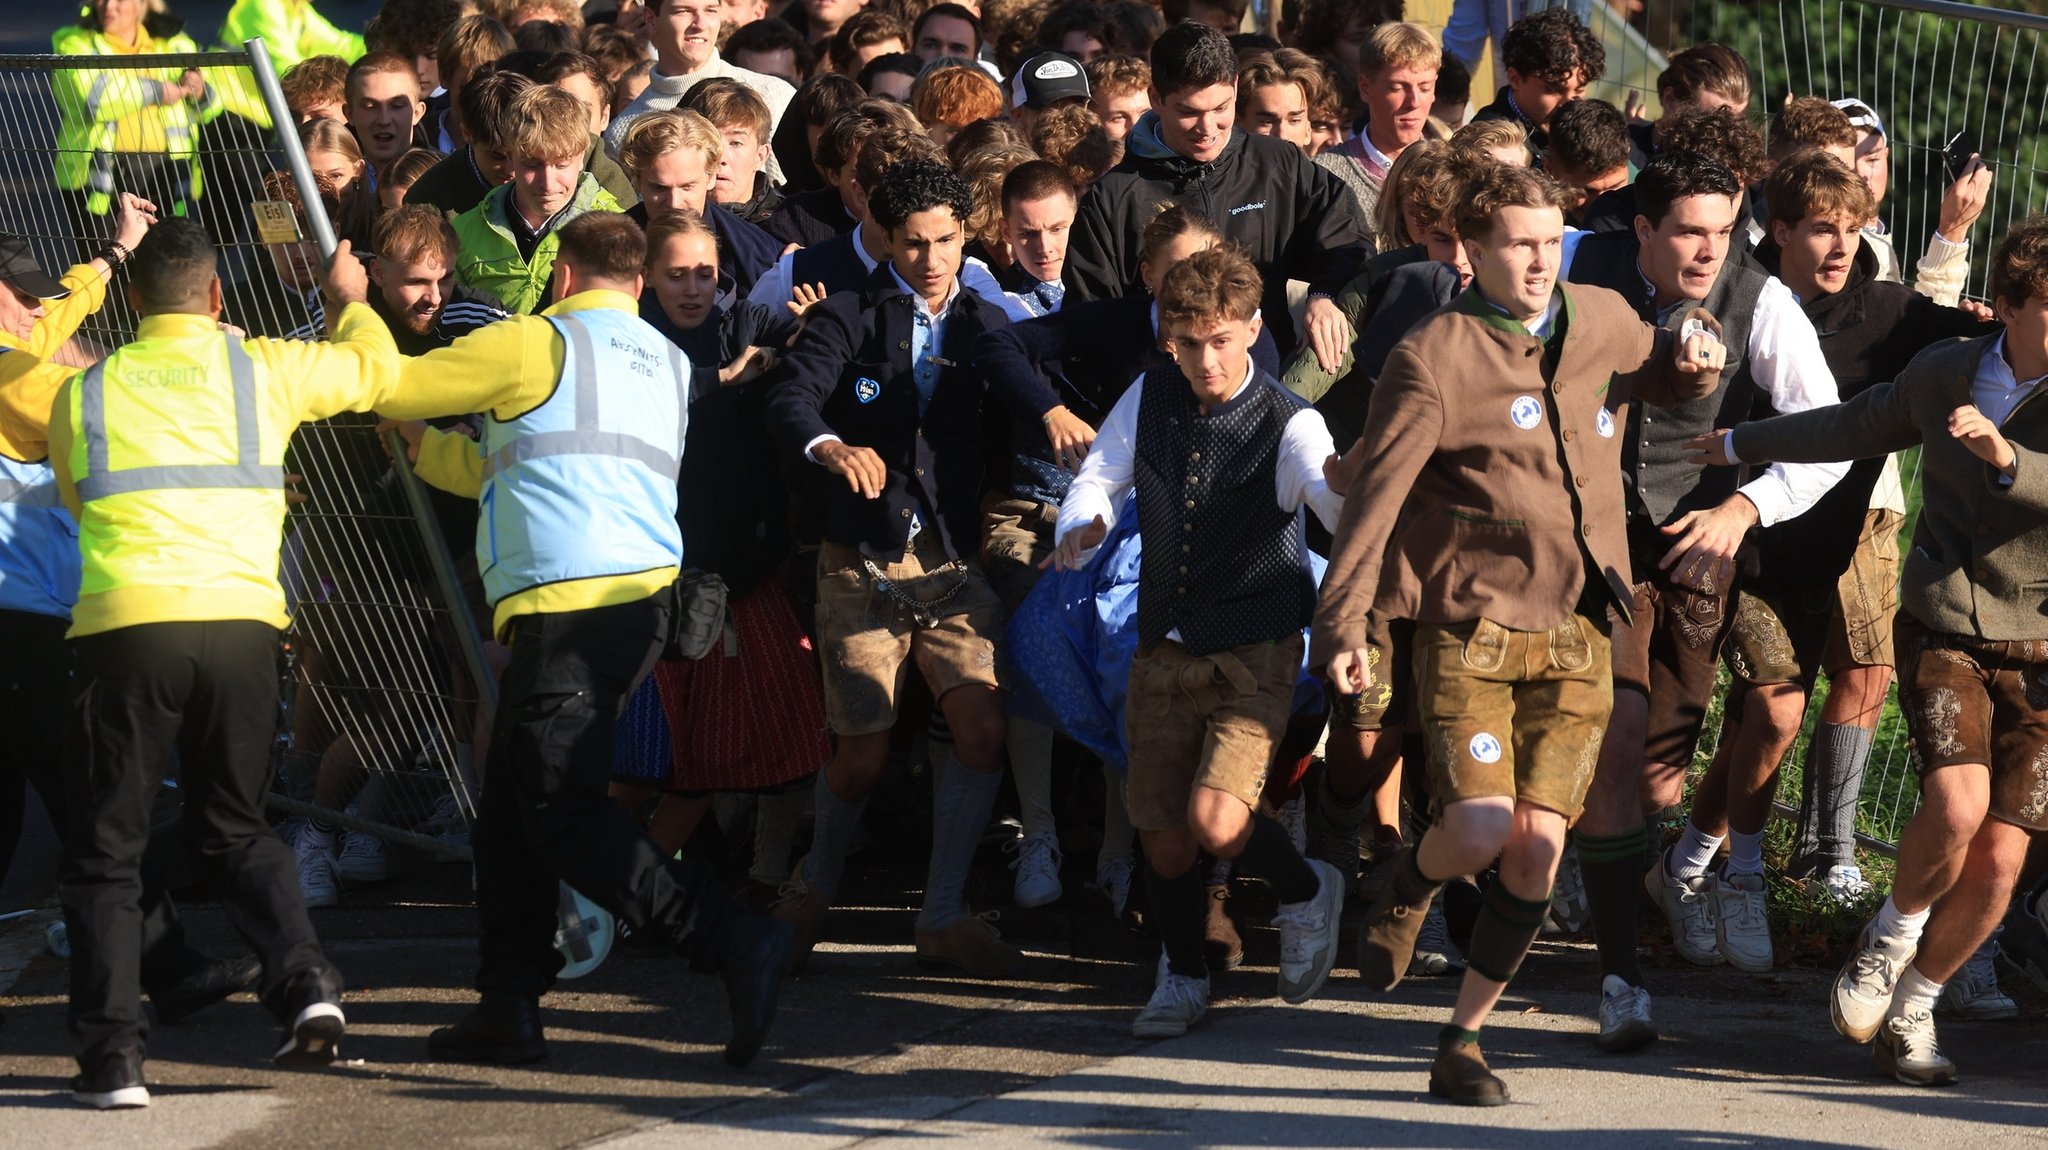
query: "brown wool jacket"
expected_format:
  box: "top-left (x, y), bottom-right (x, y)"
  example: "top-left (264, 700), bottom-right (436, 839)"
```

top-left (1733, 334), bottom-right (2048, 641)
top-left (1310, 283), bottom-right (1717, 670)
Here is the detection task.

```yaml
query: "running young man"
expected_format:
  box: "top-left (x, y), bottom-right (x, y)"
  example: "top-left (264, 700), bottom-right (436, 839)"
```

top-left (1318, 163), bottom-right (1725, 1106)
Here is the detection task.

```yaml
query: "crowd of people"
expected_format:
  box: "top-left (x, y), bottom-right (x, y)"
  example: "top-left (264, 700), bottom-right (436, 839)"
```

top-left (2, 0), bottom-right (2046, 1117)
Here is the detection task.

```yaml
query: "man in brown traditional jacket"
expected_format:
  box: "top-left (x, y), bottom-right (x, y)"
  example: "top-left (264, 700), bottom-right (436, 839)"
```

top-left (1311, 162), bottom-right (1724, 1107)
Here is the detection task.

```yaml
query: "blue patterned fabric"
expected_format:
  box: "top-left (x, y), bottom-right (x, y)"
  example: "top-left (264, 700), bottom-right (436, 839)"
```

top-left (1004, 493), bottom-right (1327, 772)
top-left (610, 675), bottom-right (674, 781)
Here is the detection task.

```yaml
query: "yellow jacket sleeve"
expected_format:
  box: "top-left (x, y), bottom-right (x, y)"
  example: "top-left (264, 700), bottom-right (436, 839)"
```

top-left (0, 351), bottom-right (82, 462)
top-left (378, 315), bottom-right (563, 423)
top-left (245, 300), bottom-right (401, 428)
top-left (0, 264), bottom-right (112, 361)
top-left (413, 427), bottom-right (484, 498)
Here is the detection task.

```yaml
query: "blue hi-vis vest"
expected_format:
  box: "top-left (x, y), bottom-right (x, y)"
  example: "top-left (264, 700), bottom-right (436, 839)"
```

top-left (477, 310), bottom-right (688, 607)
top-left (0, 349), bottom-right (80, 619)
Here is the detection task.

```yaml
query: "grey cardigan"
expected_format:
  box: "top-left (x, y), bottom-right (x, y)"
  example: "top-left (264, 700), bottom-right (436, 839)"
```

top-left (1732, 333), bottom-right (2048, 640)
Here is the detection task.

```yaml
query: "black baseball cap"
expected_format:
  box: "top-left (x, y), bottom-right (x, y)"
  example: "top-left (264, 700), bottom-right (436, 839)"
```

top-left (0, 234), bottom-right (72, 301)
top-left (1012, 52), bottom-right (1090, 110)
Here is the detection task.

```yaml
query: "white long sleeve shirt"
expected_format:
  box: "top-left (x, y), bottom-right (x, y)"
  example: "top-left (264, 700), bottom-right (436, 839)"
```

top-left (1055, 363), bottom-right (1346, 569)
top-left (745, 222), bottom-right (1034, 322)
top-left (1736, 276), bottom-right (1851, 526)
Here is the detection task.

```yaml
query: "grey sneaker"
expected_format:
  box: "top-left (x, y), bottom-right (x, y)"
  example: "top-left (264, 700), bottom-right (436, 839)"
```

top-left (1937, 935), bottom-right (2016, 1020)
top-left (1597, 974), bottom-right (1657, 1053)
top-left (1874, 1008), bottom-right (1958, 1086)
top-left (1132, 953), bottom-right (1210, 1038)
top-left (1645, 855), bottom-right (1721, 966)
top-left (1547, 843), bottom-right (1590, 934)
top-left (1710, 871), bottom-right (1773, 973)
top-left (1272, 859), bottom-right (1345, 1003)
top-left (1834, 922), bottom-right (1916, 1044)
top-left (1408, 891), bottom-right (1466, 977)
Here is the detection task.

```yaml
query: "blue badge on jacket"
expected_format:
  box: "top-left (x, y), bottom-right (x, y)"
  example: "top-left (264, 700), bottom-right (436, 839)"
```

top-left (855, 376), bottom-right (881, 404)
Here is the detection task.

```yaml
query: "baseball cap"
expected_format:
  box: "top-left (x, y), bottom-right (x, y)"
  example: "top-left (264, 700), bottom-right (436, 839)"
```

top-left (1011, 52), bottom-right (1090, 110)
top-left (0, 234), bottom-right (72, 301)
top-left (1831, 97), bottom-right (1886, 141)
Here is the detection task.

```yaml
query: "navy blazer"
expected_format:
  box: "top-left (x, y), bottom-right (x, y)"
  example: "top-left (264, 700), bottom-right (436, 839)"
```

top-left (628, 200), bottom-right (780, 298)
top-left (764, 265), bottom-right (1013, 561)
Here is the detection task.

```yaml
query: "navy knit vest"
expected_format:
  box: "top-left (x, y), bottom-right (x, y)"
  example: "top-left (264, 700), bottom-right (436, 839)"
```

top-left (1133, 363), bottom-right (1312, 655)
top-left (1569, 233), bottom-right (1766, 524)
top-left (790, 234), bottom-right (872, 296)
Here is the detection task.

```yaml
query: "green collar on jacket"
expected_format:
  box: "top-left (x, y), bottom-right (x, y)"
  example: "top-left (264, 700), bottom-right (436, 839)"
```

top-left (1455, 283), bottom-right (1577, 340)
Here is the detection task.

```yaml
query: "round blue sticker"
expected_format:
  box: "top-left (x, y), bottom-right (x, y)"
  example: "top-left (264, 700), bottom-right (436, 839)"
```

top-left (1596, 407), bottom-right (1616, 438)
top-left (1468, 732), bottom-right (1504, 764)
top-left (1510, 395), bottom-right (1543, 430)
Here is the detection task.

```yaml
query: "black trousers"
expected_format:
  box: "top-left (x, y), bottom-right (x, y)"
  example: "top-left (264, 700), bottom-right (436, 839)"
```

top-left (61, 620), bottom-right (334, 1066)
top-left (474, 594), bottom-right (733, 999)
top-left (3, 610), bottom-right (203, 999)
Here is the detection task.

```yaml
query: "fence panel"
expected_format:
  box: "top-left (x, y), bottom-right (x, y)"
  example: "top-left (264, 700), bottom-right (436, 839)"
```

top-left (0, 50), bottom-right (480, 862)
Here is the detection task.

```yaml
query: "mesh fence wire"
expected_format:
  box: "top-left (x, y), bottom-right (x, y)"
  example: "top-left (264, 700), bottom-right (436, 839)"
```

top-left (0, 50), bottom-right (479, 859)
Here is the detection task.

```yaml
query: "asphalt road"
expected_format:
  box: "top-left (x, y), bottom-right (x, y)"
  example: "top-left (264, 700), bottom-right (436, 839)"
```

top-left (2, 849), bottom-right (2045, 1149)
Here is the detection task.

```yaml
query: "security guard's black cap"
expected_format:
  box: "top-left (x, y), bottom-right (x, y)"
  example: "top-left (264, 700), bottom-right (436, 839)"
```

top-left (0, 234), bottom-right (72, 302)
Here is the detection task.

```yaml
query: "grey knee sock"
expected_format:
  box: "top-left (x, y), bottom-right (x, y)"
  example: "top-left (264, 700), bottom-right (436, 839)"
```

top-left (751, 784), bottom-right (810, 887)
top-left (1008, 718), bottom-right (1058, 838)
top-left (1804, 722), bottom-right (1873, 869)
top-left (919, 755), bottom-right (1003, 930)
top-left (803, 768), bottom-right (869, 899)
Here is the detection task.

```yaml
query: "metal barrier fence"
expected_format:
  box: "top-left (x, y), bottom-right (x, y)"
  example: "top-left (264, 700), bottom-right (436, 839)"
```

top-left (0, 46), bottom-right (482, 864)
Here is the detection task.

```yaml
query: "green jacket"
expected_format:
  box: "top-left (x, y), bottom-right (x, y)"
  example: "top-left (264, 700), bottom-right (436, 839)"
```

top-left (451, 174), bottom-right (623, 316)
top-left (50, 25), bottom-right (220, 215)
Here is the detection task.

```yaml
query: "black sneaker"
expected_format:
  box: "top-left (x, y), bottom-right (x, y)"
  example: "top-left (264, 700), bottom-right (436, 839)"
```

top-left (274, 968), bottom-right (347, 1067)
top-left (72, 1053), bottom-right (149, 1109)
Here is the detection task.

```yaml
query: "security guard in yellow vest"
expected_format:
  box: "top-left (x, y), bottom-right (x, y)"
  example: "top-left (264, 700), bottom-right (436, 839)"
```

top-left (381, 213), bottom-right (792, 1071)
top-left (45, 220), bottom-right (426, 1109)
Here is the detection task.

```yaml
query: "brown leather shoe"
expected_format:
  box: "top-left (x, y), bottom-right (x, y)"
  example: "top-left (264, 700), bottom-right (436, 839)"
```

top-left (915, 913), bottom-right (1026, 978)
top-left (767, 856), bottom-right (830, 975)
top-left (1429, 1034), bottom-right (1508, 1106)
top-left (1356, 848), bottom-right (1439, 992)
top-left (1203, 884), bottom-right (1244, 971)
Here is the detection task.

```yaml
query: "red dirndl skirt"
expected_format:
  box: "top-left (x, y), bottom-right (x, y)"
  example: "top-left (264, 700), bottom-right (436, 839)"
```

top-left (652, 576), bottom-right (832, 791)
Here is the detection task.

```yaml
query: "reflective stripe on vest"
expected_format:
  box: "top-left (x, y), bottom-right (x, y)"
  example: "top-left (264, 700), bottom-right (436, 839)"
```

top-left (0, 471), bottom-right (61, 508)
top-left (479, 315), bottom-right (688, 483)
top-left (74, 338), bottom-right (284, 502)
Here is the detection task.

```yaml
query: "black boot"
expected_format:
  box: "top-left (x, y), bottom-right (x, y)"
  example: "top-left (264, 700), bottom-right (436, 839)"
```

top-left (428, 992), bottom-right (547, 1065)
top-left (150, 952), bottom-right (262, 1025)
top-left (720, 911), bottom-right (794, 1068)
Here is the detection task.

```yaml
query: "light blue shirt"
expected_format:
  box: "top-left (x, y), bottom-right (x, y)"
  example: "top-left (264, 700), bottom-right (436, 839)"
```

top-left (1971, 333), bottom-right (2048, 427)
top-left (890, 266), bottom-right (960, 415)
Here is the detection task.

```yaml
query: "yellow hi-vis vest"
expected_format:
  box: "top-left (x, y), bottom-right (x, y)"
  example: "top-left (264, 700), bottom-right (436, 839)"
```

top-left (64, 333), bottom-right (289, 634)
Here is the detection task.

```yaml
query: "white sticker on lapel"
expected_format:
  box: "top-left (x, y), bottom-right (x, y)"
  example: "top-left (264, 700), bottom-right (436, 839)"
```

top-left (1468, 732), bottom-right (1503, 764)
top-left (1596, 407), bottom-right (1616, 438)
top-left (855, 376), bottom-right (881, 404)
top-left (1510, 395), bottom-right (1543, 430)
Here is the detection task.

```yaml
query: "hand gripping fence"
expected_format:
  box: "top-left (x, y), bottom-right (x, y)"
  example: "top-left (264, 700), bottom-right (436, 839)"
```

top-left (0, 41), bottom-right (489, 862)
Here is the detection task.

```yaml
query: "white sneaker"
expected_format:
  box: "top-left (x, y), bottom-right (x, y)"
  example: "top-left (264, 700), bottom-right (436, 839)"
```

top-left (1938, 935), bottom-right (2016, 1020)
top-left (1274, 797), bottom-right (1308, 855)
top-left (1711, 871), bottom-right (1774, 973)
top-left (337, 833), bottom-right (392, 884)
top-left (1272, 859), bottom-right (1344, 1003)
top-left (1645, 855), bottom-right (1722, 966)
top-left (1548, 843), bottom-right (1590, 933)
top-left (1409, 890), bottom-right (1466, 977)
top-left (1132, 953), bottom-right (1210, 1038)
top-left (1820, 864), bottom-right (1874, 902)
top-left (1875, 1008), bottom-right (1957, 1086)
top-left (1598, 974), bottom-right (1657, 1052)
top-left (1094, 855), bottom-right (1134, 920)
top-left (1006, 832), bottom-right (1064, 909)
top-left (1834, 921), bottom-right (1916, 1043)
top-left (295, 836), bottom-right (339, 909)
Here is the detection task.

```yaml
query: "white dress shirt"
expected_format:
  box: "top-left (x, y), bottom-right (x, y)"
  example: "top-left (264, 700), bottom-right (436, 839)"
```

top-left (1055, 362), bottom-right (1346, 571)
top-left (746, 221), bottom-right (1035, 322)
